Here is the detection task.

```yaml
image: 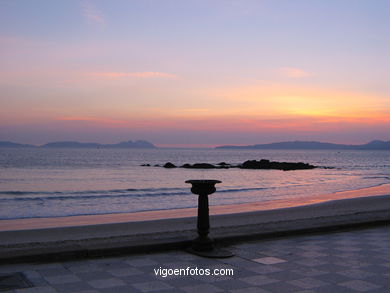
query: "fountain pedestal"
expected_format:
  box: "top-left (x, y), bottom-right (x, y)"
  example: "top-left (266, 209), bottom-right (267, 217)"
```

top-left (185, 180), bottom-right (234, 258)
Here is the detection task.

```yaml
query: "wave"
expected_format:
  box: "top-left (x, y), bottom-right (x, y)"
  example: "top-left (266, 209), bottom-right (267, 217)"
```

top-left (0, 186), bottom-right (272, 202)
top-left (362, 176), bottom-right (390, 180)
top-left (0, 187), bottom-right (186, 196)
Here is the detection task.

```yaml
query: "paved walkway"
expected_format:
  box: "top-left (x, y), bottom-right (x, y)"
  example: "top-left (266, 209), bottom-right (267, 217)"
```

top-left (1, 225), bottom-right (390, 293)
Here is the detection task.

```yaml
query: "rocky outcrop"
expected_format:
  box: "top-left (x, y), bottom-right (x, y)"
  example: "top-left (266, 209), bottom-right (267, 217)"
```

top-left (181, 163), bottom-right (216, 169)
top-left (163, 162), bottom-right (177, 168)
top-left (143, 160), bottom-right (318, 171)
top-left (240, 160), bottom-right (315, 171)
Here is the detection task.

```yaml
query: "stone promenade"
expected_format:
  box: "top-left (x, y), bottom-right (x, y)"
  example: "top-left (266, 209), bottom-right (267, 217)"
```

top-left (1, 224), bottom-right (390, 292)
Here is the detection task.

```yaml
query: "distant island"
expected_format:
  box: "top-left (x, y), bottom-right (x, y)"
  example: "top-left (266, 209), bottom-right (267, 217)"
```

top-left (2, 139), bottom-right (390, 150)
top-left (216, 140), bottom-right (390, 150)
top-left (0, 140), bottom-right (156, 149)
top-left (0, 141), bottom-right (36, 148)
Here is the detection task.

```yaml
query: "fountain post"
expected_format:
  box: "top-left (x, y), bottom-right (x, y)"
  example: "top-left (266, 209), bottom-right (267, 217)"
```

top-left (185, 179), bottom-right (234, 258)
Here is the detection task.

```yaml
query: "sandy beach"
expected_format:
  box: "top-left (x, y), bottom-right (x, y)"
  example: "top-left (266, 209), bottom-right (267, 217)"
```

top-left (1, 183), bottom-right (390, 231)
top-left (1, 183), bottom-right (390, 261)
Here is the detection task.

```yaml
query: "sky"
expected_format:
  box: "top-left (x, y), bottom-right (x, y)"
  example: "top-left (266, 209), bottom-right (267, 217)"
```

top-left (1, 0), bottom-right (389, 147)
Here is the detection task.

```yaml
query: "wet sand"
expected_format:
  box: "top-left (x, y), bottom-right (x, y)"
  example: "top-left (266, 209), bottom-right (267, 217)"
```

top-left (1, 183), bottom-right (390, 232)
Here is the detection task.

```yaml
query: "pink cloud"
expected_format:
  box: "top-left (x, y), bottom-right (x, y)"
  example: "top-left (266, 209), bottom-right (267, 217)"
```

top-left (86, 71), bottom-right (178, 78)
top-left (82, 0), bottom-right (105, 25)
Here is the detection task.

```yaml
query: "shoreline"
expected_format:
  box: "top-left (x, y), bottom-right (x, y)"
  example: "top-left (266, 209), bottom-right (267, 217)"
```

top-left (1, 183), bottom-right (390, 261)
top-left (1, 183), bottom-right (390, 232)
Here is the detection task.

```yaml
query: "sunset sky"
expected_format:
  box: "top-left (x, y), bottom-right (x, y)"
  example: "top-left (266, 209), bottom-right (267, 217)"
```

top-left (1, 0), bottom-right (389, 147)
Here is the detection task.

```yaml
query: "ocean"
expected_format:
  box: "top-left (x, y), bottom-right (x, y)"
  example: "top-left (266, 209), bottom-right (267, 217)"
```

top-left (0, 148), bottom-right (389, 220)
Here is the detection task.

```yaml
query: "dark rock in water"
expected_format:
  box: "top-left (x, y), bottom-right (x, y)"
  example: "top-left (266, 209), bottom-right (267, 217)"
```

top-left (240, 160), bottom-right (316, 171)
top-left (156, 159), bottom-right (318, 170)
top-left (241, 159), bottom-right (270, 169)
top-left (182, 163), bottom-right (216, 169)
top-left (154, 164), bottom-right (160, 167)
top-left (192, 163), bottom-right (216, 169)
top-left (163, 162), bottom-right (177, 168)
top-left (140, 164), bottom-right (151, 166)
top-left (216, 162), bottom-right (231, 168)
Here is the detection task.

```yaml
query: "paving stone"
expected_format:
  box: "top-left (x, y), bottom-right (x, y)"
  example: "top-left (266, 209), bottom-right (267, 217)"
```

top-left (337, 269), bottom-right (375, 279)
top-left (76, 271), bottom-right (114, 281)
top-left (21, 271), bottom-right (41, 279)
top-left (294, 258), bottom-right (328, 267)
top-left (74, 289), bottom-right (101, 293)
top-left (220, 256), bottom-right (260, 267)
top-left (313, 272), bottom-right (351, 284)
top-left (161, 261), bottom-right (193, 268)
top-left (87, 278), bottom-right (126, 289)
top-left (246, 264), bottom-right (284, 274)
top-left (64, 263), bottom-right (102, 274)
top-left (262, 280), bottom-right (302, 292)
top-left (267, 270), bottom-right (303, 281)
top-left (1, 224), bottom-right (390, 293)
top-left (100, 286), bottom-right (144, 293)
top-left (52, 281), bottom-right (93, 293)
top-left (209, 278), bottom-right (250, 290)
top-left (252, 257), bottom-right (287, 265)
top-left (120, 274), bottom-right (154, 284)
top-left (27, 277), bottom-right (48, 287)
top-left (240, 275), bottom-right (279, 286)
top-left (180, 283), bottom-right (223, 293)
top-left (107, 267), bottom-right (144, 277)
top-left (288, 277), bottom-right (329, 289)
top-left (125, 258), bottom-right (159, 267)
top-left (15, 286), bottom-right (58, 293)
top-left (191, 273), bottom-right (233, 283)
top-left (43, 275), bottom-right (81, 285)
top-left (37, 268), bottom-right (70, 278)
top-left (229, 287), bottom-right (270, 293)
top-left (0, 265), bottom-right (34, 275)
top-left (165, 276), bottom-right (202, 287)
top-left (132, 280), bottom-right (173, 292)
top-left (338, 280), bottom-right (383, 292)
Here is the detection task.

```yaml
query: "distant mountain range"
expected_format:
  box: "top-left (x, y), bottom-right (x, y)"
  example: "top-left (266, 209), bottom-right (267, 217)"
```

top-left (2, 139), bottom-right (390, 150)
top-left (0, 140), bottom-right (156, 149)
top-left (216, 140), bottom-right (390, 150)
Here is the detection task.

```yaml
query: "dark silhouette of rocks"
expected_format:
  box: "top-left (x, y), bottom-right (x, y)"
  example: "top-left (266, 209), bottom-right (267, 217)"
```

top-left (146, 160), bottom-right (318, 171)
top-left (163, 162), bottom-right (177, 168)
top-left (216, 162), bottom-right (231, 168)
top-left (182, 163), bottom-right (216, 169)
top-left (241, 159), bottom-right (315, 171)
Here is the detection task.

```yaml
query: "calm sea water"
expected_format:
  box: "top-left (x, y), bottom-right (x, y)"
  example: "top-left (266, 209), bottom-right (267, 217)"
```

top-left (0, 148), bottom-right (389, 220)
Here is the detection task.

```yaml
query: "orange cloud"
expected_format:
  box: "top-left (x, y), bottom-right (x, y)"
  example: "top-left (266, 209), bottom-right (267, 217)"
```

top-left (207, 82), bottom-right (390, 121)
top-left (277, 67), bottom-right (313, 78)
top-left (57, 116), bottom-right (128, 126)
